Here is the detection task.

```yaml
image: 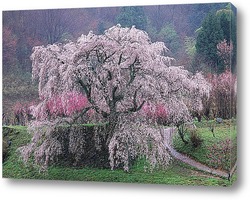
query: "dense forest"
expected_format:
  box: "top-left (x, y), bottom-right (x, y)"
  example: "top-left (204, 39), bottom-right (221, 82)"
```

top-left (2, 3), bottom-right (236, 123)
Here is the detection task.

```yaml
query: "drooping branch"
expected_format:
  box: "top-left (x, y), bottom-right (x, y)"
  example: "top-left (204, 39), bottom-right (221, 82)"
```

top-left (78, 79), bottom-right (91, 100)
top-left (133, 100), bottom-right (145, 112)
top-left (103, 51), bottom-right (116, 63)
top-left (170, 87), bottom-right (182, 93)
top-left (107, 70), bottom-right (112, 81)
top-left (71, 106), bottom-right (93, 124)
top-left (95, 107), bottom-right (109, 119)
top-left (112, 86), bottom-right (124, 104)
top-left (78, 78), bottom-right (109, 118)
top-left (125, 86), bottom-right (145, 113)
top-left (118, 53), bottom-right (123, 65)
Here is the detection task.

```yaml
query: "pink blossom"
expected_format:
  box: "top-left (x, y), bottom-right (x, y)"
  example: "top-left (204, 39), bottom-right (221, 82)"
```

top-left (32, 91), bottom-right (89, 120)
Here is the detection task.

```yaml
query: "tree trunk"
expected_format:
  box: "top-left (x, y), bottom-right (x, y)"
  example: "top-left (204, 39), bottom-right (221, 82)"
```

top-left (177, 124), bottom-right (188, 144)
top-left (105, 112), bottom-right (119, 146)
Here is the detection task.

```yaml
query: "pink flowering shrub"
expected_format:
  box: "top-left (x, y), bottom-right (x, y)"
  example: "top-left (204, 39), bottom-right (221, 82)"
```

top-left (46, 91), bottom-right (88, 117)
top-left (32, 91), bottom-right (90, 121)
top-left (12, 101), bottom-right (35, 125)
top-left (142, 103), bottom-right (169, 125)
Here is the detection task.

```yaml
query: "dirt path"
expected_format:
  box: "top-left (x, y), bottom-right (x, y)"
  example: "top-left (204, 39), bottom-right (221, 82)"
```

top-left (163, 127), bottom-right (230, 179)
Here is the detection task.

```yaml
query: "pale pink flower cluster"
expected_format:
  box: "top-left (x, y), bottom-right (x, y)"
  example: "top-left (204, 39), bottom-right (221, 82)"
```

top-left (108, 114), bottom-right (171, 172)
top-left (217, 39), bottom-right (233, 66)
top-left (18, 122), bottom-right (63, 171)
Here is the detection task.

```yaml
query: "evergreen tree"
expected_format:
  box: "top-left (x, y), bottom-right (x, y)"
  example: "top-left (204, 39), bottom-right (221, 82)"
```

top-left (116, 6), bottom-right (147, 30)
top-left (158, 23), bottom-right (180, 55)
top-left (195, 4), bottom-right (236, 73)
top-left (188, 3), bottom-right (227, 35)
top-left (196, 13), bottom-right (224, 72)
top-left (216, 4), bottom-right (237, 72)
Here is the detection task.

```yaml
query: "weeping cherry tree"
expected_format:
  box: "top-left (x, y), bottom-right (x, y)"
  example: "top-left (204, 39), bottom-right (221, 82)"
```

top-left (19, 25), bottom-right (210, 171)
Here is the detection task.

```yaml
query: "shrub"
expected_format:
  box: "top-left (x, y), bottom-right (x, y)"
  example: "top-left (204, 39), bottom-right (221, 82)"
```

top-left (31, 91), bottom-right (91, 122)
top-left (189, 129), bottom-right (203, 148)
top-left (46, 91), bottom-right (88, 117)
top-left (31, 91), bottom-right (101, 123)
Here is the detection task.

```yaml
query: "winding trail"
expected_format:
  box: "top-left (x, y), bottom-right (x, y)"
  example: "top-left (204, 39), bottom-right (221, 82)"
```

top-left (162, 128), bottom-right (235, 179)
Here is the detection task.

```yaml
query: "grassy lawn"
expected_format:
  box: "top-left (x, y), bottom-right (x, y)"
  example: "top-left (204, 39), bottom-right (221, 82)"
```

top-left (2, 125), bottom-right (235, 186)
top-left (173, 120), bottom-right (237, 172)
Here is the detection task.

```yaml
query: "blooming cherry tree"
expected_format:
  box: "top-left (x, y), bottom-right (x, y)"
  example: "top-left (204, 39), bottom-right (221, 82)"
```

top-left (31, 25), bottom-right (209, 127)
top-left (203, 69), bottom-right (237, 119)
top-left (217, 39), bottom-right (233, 67)
top-left (24, 25), bottom-right (210, 171)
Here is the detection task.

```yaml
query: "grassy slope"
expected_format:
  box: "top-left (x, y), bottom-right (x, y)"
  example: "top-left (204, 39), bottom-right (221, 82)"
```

top-left (2, 125), bottom-right (234, 186)
top-left (173, 120), bottom-right (237, 171)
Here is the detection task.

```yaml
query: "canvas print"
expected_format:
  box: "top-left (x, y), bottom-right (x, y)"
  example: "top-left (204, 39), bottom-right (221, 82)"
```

top-left (2, 3), bottom-right (237, 186)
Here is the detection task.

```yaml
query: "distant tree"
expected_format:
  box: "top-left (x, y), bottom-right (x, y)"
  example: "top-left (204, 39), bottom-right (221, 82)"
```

top-left (203, 69), bottom-right (237, 119)
top-left (41, 10), bottom-right (68, 44)
top-left (158, 23), bottom-right (181, 55)
top-left (183, 36), bottom-right (198, 73)
top-left (195, 13), bottom-right (224, 72)
top-left (195, 4), bottom-right (236, 73)
top-left (116, 6), bottom-right (147, 30)
top-left (13, 101), bottom-right (35, 125)
top-left (216, 4), bottom-right (237, 72)
top-left (188, 3), bottom-right (228, 34)
top-left (184, 36), bottom-right (196, 59)
top-left (217, 39), bottom-right (233, 68)
top-left (3, 10), bottom-right (45, 73)
top-left (2, 26), bottom-right (18, 73)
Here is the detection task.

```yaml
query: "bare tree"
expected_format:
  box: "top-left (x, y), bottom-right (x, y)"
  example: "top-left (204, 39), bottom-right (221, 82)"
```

top-left (41, 9), bottom-right (67, 44)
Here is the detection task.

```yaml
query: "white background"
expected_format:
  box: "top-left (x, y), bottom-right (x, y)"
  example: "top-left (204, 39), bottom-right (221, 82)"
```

top-left (0, 0), bottom-right (249, 199)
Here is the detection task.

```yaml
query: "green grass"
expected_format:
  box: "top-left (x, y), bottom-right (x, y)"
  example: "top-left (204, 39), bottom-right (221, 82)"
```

top-left (65, 122), bottom-right (108, 127)
top-left (173, 120), bottom-right (237, 171)
top-left (2, 125), bottom-right (235, 186)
